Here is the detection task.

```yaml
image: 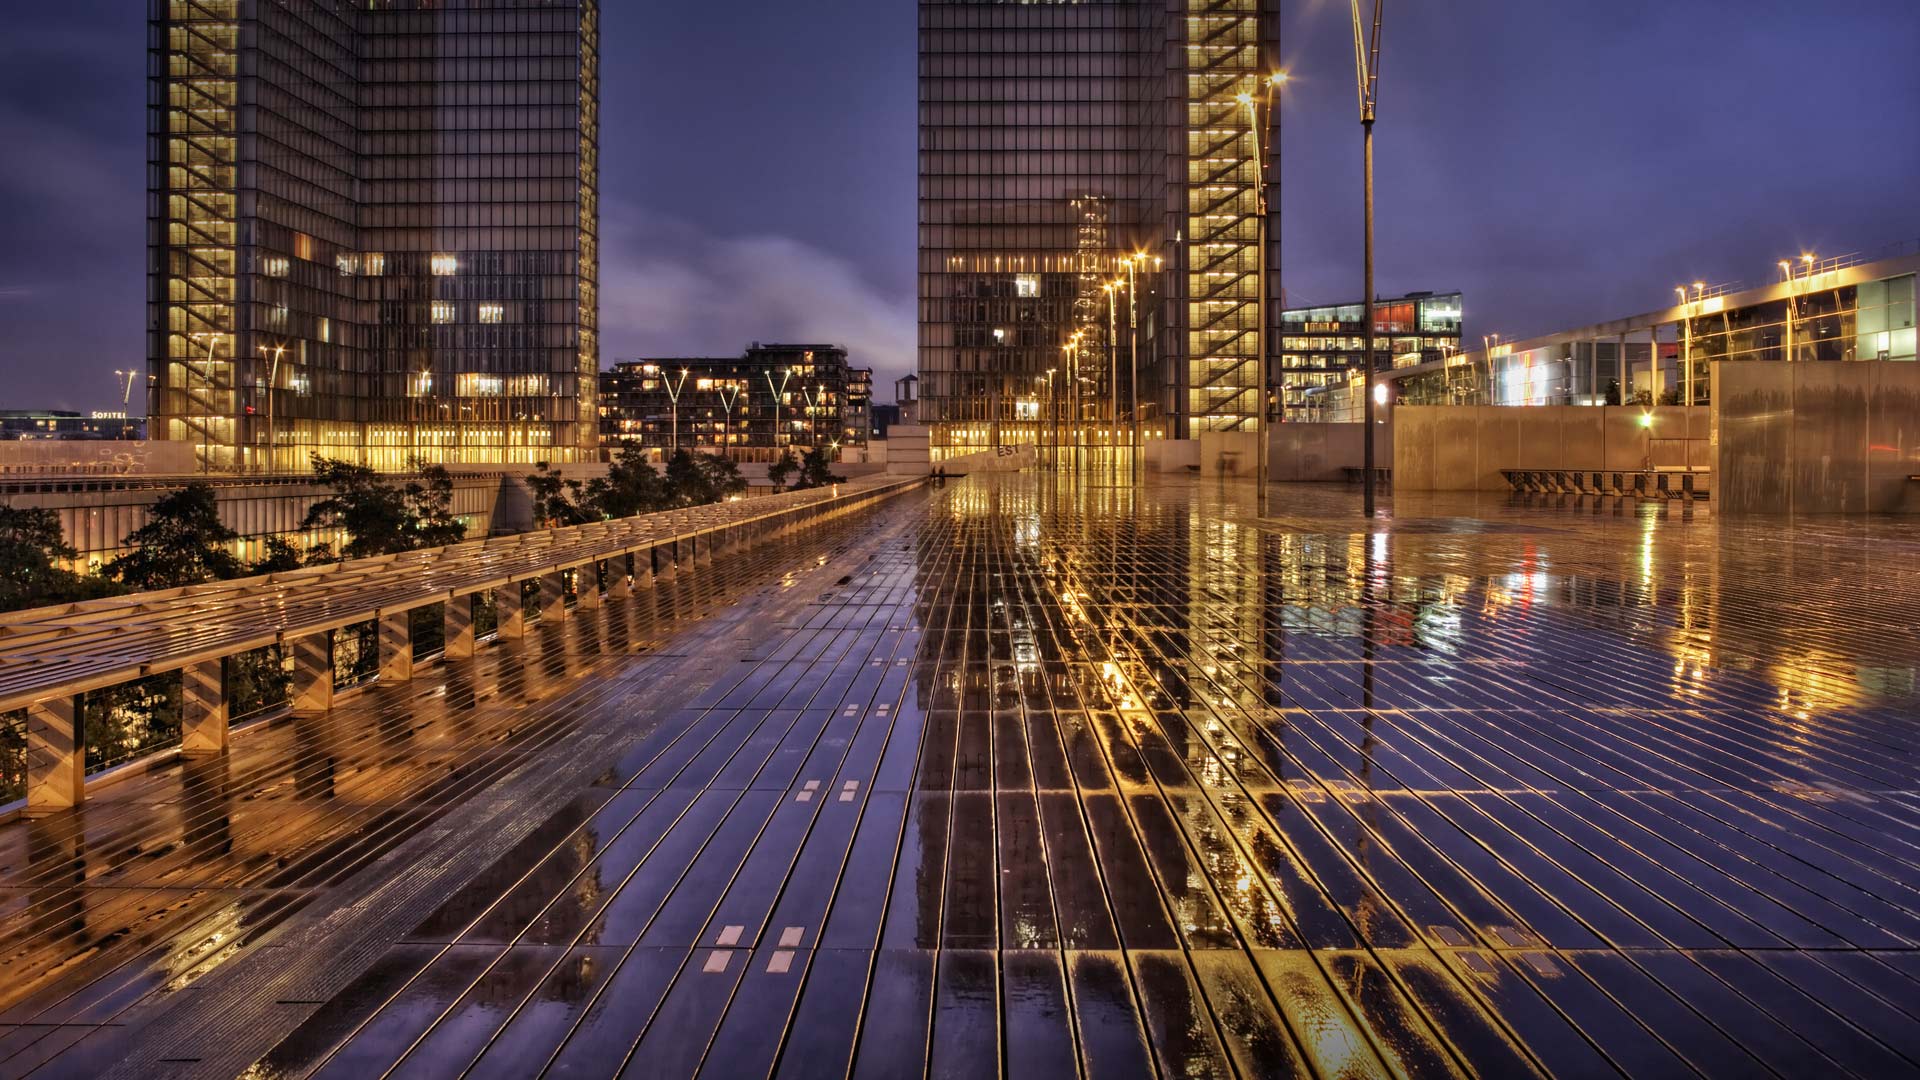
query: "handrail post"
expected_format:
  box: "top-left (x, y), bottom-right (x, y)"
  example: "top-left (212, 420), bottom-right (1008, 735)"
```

top-left (26, 693), bottom-right (84, 815)
top-left (181, 658), bottom-right (229, 755)
top-left (576, 563), bottom-right (604, 609)
top-left (498, 587), bottom-right (527, 639)
top-left (445, 594), bottom-right (476, 658)
top-left (538, 572), bottom-right (569, 622)
top-left (290, 632), bottom-right (333, 714)
top-left (378, 611), bottom-right (413, 682)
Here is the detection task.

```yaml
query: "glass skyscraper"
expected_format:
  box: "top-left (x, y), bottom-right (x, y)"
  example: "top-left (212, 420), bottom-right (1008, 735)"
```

top-left (149, 0), bottom-right (599, 473)
top-left (918, 0), bottom-right (1279, 455)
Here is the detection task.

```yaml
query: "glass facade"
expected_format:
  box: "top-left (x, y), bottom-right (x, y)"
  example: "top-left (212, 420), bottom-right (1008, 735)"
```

top-left (149, 0), bottom-right (599, 473)
top-left (918, 0), bottom-right (1279, 455)
top-left (1278, 291), bottom-right (1462, 420)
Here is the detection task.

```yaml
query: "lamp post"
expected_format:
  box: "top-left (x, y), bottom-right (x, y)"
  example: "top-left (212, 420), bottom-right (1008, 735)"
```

top-left (1350, 0), bottom-right (1385, 518)
top-left (664, 367), bottom-right (689, 459)
top-left (1120, 252), bottom-right (1158, 481)
top-left (717, 382), bottom-right (743, 461)
top-left (1105, 280), bottom-right (1120, 478)
top-left (188, 331), bottom-right (225, 473)
top-left (766, 366), bottom-right (792, 461)
top-left (1237, 70), bottom-right (1286, 511)
top-left (255, 344), bottom-right (285, 473)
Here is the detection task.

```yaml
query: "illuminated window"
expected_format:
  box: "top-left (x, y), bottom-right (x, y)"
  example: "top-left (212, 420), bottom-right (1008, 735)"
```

top-left (431, 301), bottom-right (456, 324)
top-left (478, 303), bottom-right (504, 323)
top-left (263, 256), bottom-right (290, 277)
top-left (1015, 274), bottom-right (1040, 298)
top-left (364, 252), bottom-right (386, 276)
top-left (431, 253), bottom-right (458, 276)
top-left (992, 328), bottom-right (1007, 344)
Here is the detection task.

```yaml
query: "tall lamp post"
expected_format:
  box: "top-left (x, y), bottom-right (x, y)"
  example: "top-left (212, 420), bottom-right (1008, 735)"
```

top-left (717, 382), bottom-right (743, 461)
top-left (1104, 281), bottom-right (1121, 478)
top-left (1350, 0), bottom-right (1386, 518)
top-left (256, 344), bottom-right (285, 473)
top-left (1237, 71), bottom-right (1286, 511)
top-left (665, 367), bottom-right (689, 459)
top-left (188, 331), bottom-right (225, 473)
top-left (766, 367), bottom-right (792, 459)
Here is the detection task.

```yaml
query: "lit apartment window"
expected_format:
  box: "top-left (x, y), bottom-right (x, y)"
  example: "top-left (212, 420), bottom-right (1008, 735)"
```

top-left (1015, 274), bottom-right (1041, 298)
top-left (432, 301), bottom-right (456, 324)
top-left (364, 252), bottom-right (386, 276)
top-left (264, 256), bottom-right (290, 277)
top-left (478, 303), bottom-right (504, 323)
top-left (431, 253), bottom-right (459, 276)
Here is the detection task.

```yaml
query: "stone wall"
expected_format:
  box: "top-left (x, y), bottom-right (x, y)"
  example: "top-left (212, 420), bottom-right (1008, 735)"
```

top-left (1715, 361), bottom-right (1920, 514)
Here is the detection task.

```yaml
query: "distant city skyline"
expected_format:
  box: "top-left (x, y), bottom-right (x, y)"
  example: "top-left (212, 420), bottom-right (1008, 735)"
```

top-left (2, 0), bottom-right (1917, 411)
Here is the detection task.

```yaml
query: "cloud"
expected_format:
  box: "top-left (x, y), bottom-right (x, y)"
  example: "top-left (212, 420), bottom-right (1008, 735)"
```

top-left (600, 203), bottom-right (915, 388)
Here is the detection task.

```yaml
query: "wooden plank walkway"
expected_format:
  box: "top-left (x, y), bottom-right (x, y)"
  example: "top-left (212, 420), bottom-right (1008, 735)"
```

top-left (5, 475), bottom-right (1919, 1078)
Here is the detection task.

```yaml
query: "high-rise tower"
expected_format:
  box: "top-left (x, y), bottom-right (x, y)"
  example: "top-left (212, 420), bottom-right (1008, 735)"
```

top-left (917, 0), bottom-right (1279, 457)
top-left (149, 0), bottom-right (599, 472)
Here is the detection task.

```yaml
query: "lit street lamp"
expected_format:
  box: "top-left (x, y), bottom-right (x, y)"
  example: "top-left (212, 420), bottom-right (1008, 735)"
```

top-left (1350, 0), bottom-right (1386, 518)
top-left (1237, 70), bottom-right (1286, 509)
top-left (766, 367), bottom-right (792, 458)
top-left (188, 331), bottom-right (225, 473)
top-left (664, 367), bottom-right (689, 459)
top-left (717, 382), bottom-right (743, 461)
top-left (256, 343), bottom-right (285, 473)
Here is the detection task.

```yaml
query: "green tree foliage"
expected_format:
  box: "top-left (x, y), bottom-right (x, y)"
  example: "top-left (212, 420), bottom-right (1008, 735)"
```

top-left (303, 455), bottom-right (469, 559)
top-left (792, 446), bottom-right (847, 491)
top-left (250, 537), bottom-right (305, 575)
top-left (0, 505), bottom-right (122, 613)
top-left (586, 441), bottom-right (670, 519)
top-left (664, 449), bottom-right (714, 507)
top-left (528, 463), bottom-right (593, 527)
top-left (103, 482), bottom-right (242, 590)
top-left (766, 449), bottom-right (799, 489)
top-left (697, 452), bottom-right (749, 500)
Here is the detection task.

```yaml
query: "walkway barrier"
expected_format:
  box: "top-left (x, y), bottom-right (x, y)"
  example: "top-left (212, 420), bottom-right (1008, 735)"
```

top-left (0, 475), bottom-right (924, 816)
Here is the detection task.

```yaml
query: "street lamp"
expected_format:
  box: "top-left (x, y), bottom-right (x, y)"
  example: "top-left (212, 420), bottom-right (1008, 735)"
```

top-left (716, 382), bottom-right (743, 461)
top-left (256, 344), bottom-right (285, 473)
top-left (1350, 0), bottom-right (1386, 518)
top-left (664, 367), bottom-right (689, 459)
top-left (188, 331), bottom-right (226, 473)
top-left (766, 366), bottom-right (792, 460)
top-left (1237, 70), bottom-right (1286, 510)
top-left (1104, 280), bottom-right (1121, 478)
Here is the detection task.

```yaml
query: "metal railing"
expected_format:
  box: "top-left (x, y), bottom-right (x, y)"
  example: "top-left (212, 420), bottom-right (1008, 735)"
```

top-left (0, 473), bottom-right (924, 816)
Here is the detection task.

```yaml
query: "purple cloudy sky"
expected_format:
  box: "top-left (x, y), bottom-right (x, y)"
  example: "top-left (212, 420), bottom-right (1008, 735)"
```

top-left (1, 0), bottom-right (1915, 410)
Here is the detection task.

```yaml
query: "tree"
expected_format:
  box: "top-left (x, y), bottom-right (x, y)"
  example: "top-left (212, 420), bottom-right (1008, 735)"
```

top-left (0, 505), bottom-right (120, 613)
top-left (528, 463), bottom-right (593, 527)
top-left (697, 452), bottom-right (748, 500)
top-left (250, 537), bottom-right (305, 575)
top-left (585, 440), bottom-right (669, 519)
top-left (104, 482), bottom-right (242, 590)
top-left (664, 449), bottom-right (714, 507)
top-left (793, 446), bottom-right (846, 491)
top-left (766, 449), bottom-right (799, 489)
top-left (303, 455), bottom-right (469, 559)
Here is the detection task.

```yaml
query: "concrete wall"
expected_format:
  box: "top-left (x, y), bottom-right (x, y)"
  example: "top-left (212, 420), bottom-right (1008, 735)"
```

top-left (1715, 361), bottom-right (1920, 514)
top-left (1268, 423), bottom-right (1393, 482)
top-left (885, 425), bottom-right (932, 474)
top-left (1393, 405), bottom-right (1709, 491)
top-left (1144, 439), bottom-right (1200, 474)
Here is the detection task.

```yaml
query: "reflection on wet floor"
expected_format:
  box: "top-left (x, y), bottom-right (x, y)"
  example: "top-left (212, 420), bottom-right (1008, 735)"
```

top-left (8, 474), bottom-right (1920, 1079)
